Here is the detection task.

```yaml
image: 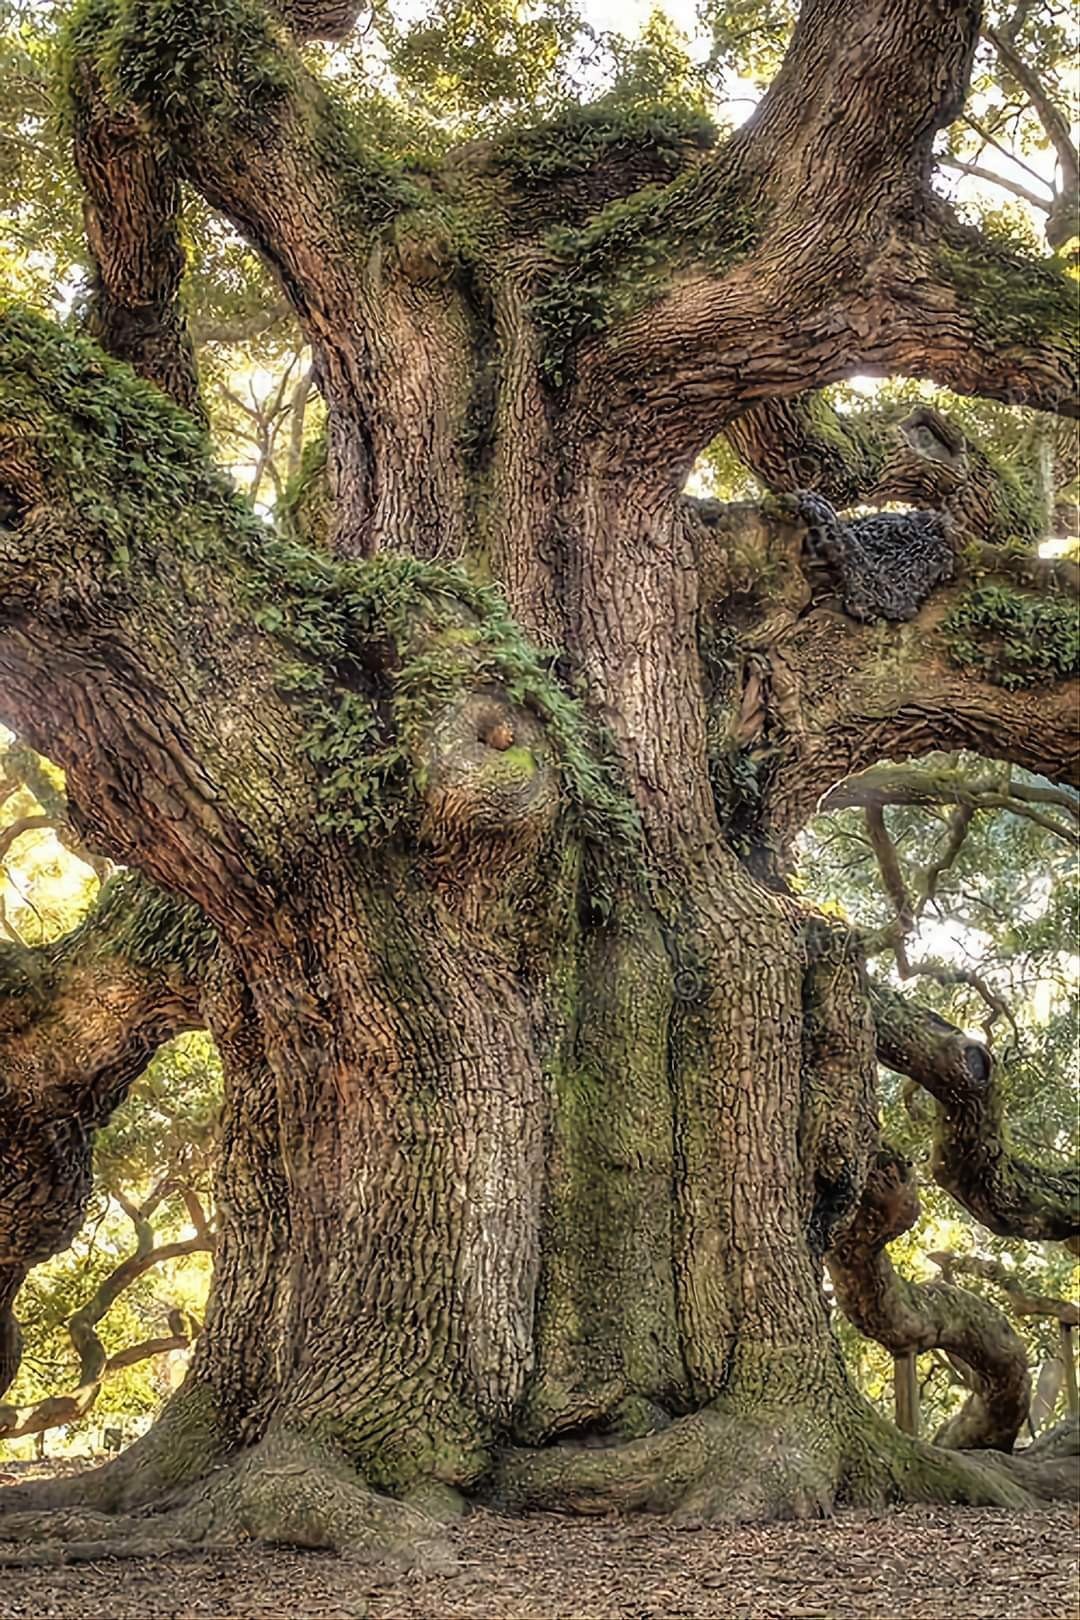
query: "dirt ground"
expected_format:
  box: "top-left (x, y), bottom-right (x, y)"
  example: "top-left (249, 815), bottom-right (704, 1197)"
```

top-left (0, 1500), bottom-right (1076, 1619)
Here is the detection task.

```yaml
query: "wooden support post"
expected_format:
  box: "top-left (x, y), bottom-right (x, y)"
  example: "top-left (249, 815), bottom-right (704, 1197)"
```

top-left (895, 1352), bottom-right (920, 1435)
top-left (1062, 1322), bottom-right (1078, 1417)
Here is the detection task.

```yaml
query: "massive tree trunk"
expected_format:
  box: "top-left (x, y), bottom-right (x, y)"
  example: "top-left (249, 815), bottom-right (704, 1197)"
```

top-left (0, 0), bottom-right (1077, 1569)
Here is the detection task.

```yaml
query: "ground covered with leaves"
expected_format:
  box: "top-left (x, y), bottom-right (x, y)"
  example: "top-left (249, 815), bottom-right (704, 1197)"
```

top-left (0, 1495), bottom-right (1075, 1618)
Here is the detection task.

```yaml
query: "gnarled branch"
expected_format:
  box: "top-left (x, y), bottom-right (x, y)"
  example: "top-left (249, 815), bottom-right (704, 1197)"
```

top-left (0, 873), bottom-right (212, 1393)
top-left (868, 979), bottom-right (1080, 1245)
top-left (828, 1147), bottom-right (1031, 1451)
top-left (726, 398), bottom-right (1056, 550)
top-left (0, 1189), bottom-right (212, 1442)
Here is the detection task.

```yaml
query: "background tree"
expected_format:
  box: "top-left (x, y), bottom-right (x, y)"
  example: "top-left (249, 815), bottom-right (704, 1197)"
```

top-left (0, 0), bottom-right (1077, 1573)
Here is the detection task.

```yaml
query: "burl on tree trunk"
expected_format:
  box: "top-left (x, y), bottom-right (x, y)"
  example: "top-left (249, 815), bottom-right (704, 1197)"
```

top-left (0, 0), bottom-right (1078, 1571)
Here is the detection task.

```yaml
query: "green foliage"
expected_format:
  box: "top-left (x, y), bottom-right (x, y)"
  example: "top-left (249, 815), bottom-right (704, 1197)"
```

top-left (94, 1031), bottom-right (220, 1191)
top-left (936, 215), bottom-right (1079, 348)
top-left (86, 873), bottom-right (217, 980)
top-left (801, 751), bottom-right (1079, 1434)
top-left (943, 586), bottom-right (1080, 689)
top-left (702, 0), bottom-right (795, 84)
top-left (533, 175), bottom-right (758, 384)
top-left (493, 97), bottom-right (715, 185)
top-left (2, 306), bottom-right (638, 870)
top-left (58, 0), bottom-right (297, 137)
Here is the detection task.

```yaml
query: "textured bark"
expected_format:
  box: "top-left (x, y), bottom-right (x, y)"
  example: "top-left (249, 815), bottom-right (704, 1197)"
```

top-left (870, 982), bottom-right (1080, 1244)
top-left (727, 398), bottom-right (1058, 549)
top-left (828, 1149), bottom-right (1031, 1452)
top-left (0, 0), bottom-right (1078, 1564)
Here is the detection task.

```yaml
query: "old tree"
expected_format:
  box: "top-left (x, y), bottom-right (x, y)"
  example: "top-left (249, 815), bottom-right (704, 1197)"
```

top-left (0, 0), bottom-right (1078, 1568)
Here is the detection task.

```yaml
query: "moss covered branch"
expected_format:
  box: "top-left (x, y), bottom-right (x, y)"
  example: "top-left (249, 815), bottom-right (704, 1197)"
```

top-left (726, 397), bottom-right (1056, 550)
top-left (59, 0), bottom-right (423, 339)
top-left (723, 515), bottom-right (1079, 849)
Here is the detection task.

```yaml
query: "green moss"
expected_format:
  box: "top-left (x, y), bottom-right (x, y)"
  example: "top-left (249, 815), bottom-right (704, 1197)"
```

top-left (278, 432), bottom-right (331, 551)
top-left (935, 224), bottom-right (1078, 348)
top-left (281, 551), bottom-right (642, 877)
top-left (532, 174), bottom-right (758, 384)
top-left (494, 99), bottom-right (716, 185)
top-left (85, 872), bottom-right (218, 978)
top-left (2, 305), bottom-right (639, 893)
top-left (943, 585), bottom-right (1080, 689)
top-left (58, 0), bottom-right (297, 135)
top-left (58, 0), bottom-right (422, 234)
top-left (1, 300), bottom-right (251, 566)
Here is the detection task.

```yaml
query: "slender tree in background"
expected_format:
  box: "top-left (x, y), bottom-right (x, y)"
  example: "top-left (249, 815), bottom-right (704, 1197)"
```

top-left (0, 0), bottom-right (1077, 1568)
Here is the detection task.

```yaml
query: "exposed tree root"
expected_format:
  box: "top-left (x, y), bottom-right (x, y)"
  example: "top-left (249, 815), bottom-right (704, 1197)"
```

top-left (0, 1380), bottom-right (224, 1518)
top-left (0, 1429), bottom-right (453, 1573)
top-left (490, 1402), bottom-right (847, 1523)
top-left (489, 1396), bottom-right (1080, 1524)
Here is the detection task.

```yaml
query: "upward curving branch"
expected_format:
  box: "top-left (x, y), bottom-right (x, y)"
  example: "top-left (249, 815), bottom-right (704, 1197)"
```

top-left (828, 1147), bottom-right (1032, 1451)
top-left (571, 0), bottom-right (1076, 472)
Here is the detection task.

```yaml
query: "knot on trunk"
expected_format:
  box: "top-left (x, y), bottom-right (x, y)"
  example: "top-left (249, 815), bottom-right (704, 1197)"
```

top-left (418, 689), bottom-right (559, 851)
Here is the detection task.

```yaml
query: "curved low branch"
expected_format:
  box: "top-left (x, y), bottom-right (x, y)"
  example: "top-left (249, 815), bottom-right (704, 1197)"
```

top-left (733, 524), bottom-right (1079, 845)
top-left (868, 979), bottom-right (1080, 1244)
top-left (0, 873), bottom-right (212, 1393)
top-left (0, 1199), bottom-right (211, 1442)
top-left (929, 1253), bottom-right (1080, 1329)
top-left (828, 1148), bottom-right (1031, 1451)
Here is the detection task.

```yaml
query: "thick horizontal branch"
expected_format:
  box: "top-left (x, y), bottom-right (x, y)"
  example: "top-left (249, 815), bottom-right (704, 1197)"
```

top-left (733, 523), bottom-right (1079, 845)
top-left (869, 210), bottom-right (1078, 421)
top-left (725, 399), bottom-right (1053, 549)
top-left (868, 979), bottom-right (1080, 1244)
top-left (828, 1148), bottom-right (1031, 1451)
top-left (566, 1), bottom-right (1076, 469)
